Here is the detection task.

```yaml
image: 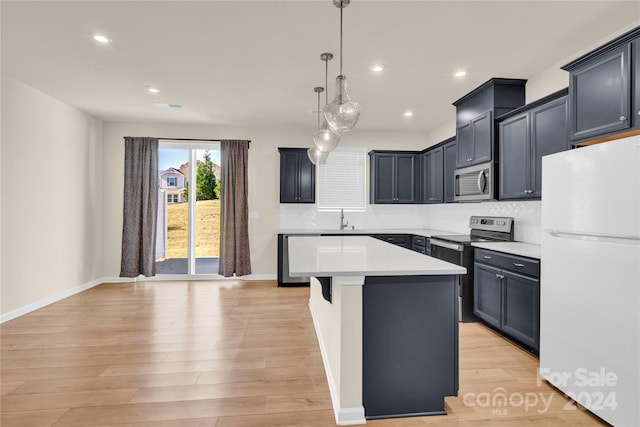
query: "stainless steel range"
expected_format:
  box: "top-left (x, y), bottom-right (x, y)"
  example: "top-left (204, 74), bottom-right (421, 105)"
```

top-left (430, 216), bottom-right (514, 322)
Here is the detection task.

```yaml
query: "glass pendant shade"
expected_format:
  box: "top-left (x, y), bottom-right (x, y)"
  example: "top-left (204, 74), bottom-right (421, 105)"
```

top-left (307, 147), bottom-right (329, 165)
top-left (324, 75), bottom-right (361, 133)
top-left (313, 119), bottom-right (340, 152)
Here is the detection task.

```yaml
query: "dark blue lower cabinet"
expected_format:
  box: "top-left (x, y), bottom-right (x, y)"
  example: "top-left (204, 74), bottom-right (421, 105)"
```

top-left (362, 275), bottom-right (458, 419)
top-left (473, 249), bottom-right (540, 352)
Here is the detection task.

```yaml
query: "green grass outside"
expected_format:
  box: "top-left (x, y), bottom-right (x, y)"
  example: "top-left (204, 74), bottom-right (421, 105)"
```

top-left (166, 199), bottom-right (220, 258)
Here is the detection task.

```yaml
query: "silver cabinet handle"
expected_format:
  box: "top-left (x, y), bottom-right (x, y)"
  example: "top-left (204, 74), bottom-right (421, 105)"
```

top-left (513, 263), bottom-right (525, 267)
top-left (483, 255), bottom-right (492, 259)
top-left (620, 116), bottom-right (627, 121)
top-left (496, 274), bottom-right (505, 279)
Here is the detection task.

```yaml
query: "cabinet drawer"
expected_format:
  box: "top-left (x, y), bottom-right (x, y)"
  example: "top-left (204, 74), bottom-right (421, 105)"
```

top-left (374, 234), bottom-right (410, 247)
top-left (412, 245), bottom-right (427, 255)
top-left (412, 235), bottom-right (427, 247)
top-left (475, 248), bottom-right (540, 277)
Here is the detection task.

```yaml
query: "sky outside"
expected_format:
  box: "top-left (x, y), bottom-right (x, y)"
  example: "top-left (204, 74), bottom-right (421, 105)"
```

top-left (159, 148), bottom-right (221, 172)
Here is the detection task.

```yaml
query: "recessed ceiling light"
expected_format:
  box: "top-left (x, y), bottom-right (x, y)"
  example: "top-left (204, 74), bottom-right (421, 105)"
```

top-left (454, 70), bottom-right (467, 78)
top-left (93, 34), bottom-right (110, 44)
top-left (404, 111), bottom-right (413, 118)
top-left (147, 87), bottom-right (160, 94)
top-left (371, 64), bottom-right (384, 73)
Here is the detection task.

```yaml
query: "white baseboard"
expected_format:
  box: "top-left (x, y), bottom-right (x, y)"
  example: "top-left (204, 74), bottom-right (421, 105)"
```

top-left (0, 276), bottom-right (130, 323)
top-left (336, 407), bottom-right (367, 425)
top-left (140, 274), bottom-right (276, 281)
top-left (309, 300), bottom-right (366, 426)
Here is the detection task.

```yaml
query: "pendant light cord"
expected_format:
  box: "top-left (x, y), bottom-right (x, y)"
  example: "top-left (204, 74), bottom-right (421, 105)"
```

top-left (317, 91), bottom-right (321, 130)
top-left (339, 1), bottom-right (343, 77)
top-left (324, 57), bottom-right (329, 105)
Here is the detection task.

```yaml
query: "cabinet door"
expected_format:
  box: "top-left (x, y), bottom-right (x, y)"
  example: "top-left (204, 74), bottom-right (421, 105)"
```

top-left (634, 37), bottom-right (640, 130)
top-left (471, 111), bottom-right (493, 165)
top-left (569, 44), bottom-right (631, 141)
top-left (443, 140), bottom-right (457, 203)
top-left (280, 151), bottom-right (300, 203)
top-left (296, 152), bottom-right (316, 203)
top-left (530, 97), bottom-right (568, 197)
top-left (395, 154), bottom-right (418, 203)
top-left (502, 270), bottom-right (539, 350)
top-left (372, 153), bottom-right (397, 203)
top-left (456, 121), bottom-right (474, 167)
top-left (474, 263), bottom-right (502, 328)
top-left (422, 147), bottom-right (443, 203)
top-left (499, 113), bottom-right (530, 200)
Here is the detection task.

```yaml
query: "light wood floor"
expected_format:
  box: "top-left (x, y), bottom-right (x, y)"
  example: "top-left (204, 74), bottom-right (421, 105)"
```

top-left (1, 280), bottom-right (607, 426)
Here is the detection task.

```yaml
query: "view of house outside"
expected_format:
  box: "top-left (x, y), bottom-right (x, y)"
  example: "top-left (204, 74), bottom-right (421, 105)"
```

top-left (156, 149), bottom-right (221, 266)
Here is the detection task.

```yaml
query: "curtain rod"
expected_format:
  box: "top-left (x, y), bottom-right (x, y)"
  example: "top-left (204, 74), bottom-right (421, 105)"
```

top-left (125, 137), bottom-right (251, 148)
top-left (154, 137), bottom-right (251, 144)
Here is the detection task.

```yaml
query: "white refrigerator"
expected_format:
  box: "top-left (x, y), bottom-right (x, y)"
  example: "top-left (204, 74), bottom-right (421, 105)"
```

top-left (540, 135), bottom-right (640, 426)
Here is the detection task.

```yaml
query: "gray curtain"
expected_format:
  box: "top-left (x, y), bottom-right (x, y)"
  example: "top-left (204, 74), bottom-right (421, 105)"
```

top-left (120, 137), bottom-right (159, 277)
top-left (219, 140), bottom-right (252, 277)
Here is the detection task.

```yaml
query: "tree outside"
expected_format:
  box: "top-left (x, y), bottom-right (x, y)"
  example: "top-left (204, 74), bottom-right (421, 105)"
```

top-left (183, 150), bottom-right (220, 202)
top-left (196, 151), bottom-right (220, 200)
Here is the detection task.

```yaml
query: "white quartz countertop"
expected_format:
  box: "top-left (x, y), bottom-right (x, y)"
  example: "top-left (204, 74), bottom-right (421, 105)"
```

top-left (288, 236), bottom-right (467, 277)
top-left (471, 241), bottom-right (541, 259)
top-left (278, 228), bottom-right (453, 237)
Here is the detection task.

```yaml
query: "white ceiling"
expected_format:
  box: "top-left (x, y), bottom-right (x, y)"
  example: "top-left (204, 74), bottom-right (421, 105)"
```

top-left (2, 1), bottom-right (640, 133)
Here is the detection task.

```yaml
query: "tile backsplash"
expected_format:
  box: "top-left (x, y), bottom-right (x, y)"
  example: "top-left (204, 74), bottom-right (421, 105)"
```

top-left (423, 200), bottom-right (541, 243)
top-left (280, 200), bottom-right (541, 243)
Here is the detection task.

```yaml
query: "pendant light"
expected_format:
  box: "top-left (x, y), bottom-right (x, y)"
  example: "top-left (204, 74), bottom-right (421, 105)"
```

top-left (308, 86), bottom-right (330, 165)
top-left (307, 147), bottom-right (328, 165)
top-left (313, 52), bottom-right (340, 152)
top-left (324, 0), bottom-right (361, 133)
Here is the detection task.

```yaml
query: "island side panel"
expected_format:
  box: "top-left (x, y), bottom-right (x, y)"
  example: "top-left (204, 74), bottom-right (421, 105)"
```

top-left (362, 275), bottom-right (459, 419)
top-left (309, 276), bottom-right (366, 425)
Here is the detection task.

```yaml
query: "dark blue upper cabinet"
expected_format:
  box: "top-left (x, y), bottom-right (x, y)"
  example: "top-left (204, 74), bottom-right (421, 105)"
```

top-left (456, 111), bottom-right (493, 168)
top-left (530, 96), bottom-right (569, 197)
top-left (369, 151), bottom-right (419, 204)
top-left (452, 78), bottom-right (526, 168)
top-left (568, 45), bottom-right (630, 141)
top-left (634, 37), bottom-right (640, 125)
top-left (443, 139), bottom-right (457, 203)
top-left (562, 26), bottom-right (640, 143)
top-left (497, 90), bottom-right (568, 200)
top-left (499, 113), bottom-right (531, 200)
top-left (421, 146), bottom-right (444, 204)
top-left (278, 148), bottom-right (315, 203)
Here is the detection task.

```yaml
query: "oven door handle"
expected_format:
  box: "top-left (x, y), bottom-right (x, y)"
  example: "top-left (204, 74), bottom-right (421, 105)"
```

top-left (430, 238), bottom-right (464, 252)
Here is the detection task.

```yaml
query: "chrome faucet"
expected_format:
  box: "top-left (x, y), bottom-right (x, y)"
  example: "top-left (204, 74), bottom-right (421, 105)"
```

top-left (340, 209), bottom-right (349, 230)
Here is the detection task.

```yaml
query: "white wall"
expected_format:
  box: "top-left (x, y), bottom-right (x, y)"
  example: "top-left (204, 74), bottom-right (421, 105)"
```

top-left (101, 122), bottom-right (429, 278)
top-left (1, 75), bottom-right (104, 316)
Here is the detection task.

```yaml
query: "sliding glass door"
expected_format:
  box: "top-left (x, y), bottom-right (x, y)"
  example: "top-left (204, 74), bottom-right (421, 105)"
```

top-left (156, 141), bottom-right (221, 275)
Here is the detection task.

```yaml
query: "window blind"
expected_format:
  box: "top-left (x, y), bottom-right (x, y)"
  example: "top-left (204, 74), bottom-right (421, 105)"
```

top-left (317, 147), bottom-right (366, 211)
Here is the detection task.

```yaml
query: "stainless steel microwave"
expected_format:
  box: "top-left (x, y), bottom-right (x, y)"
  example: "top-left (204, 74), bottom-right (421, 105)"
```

top-left (454, 162), bottom-right (494, 202)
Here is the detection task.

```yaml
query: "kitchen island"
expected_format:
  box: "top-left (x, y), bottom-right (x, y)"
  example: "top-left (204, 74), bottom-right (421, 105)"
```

top-left (288, 236), bottom-right (466, 425)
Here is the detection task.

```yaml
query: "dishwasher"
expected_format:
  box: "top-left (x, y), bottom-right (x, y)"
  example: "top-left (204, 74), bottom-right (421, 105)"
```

top-left (277, 234), bottom-right (314, 286)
